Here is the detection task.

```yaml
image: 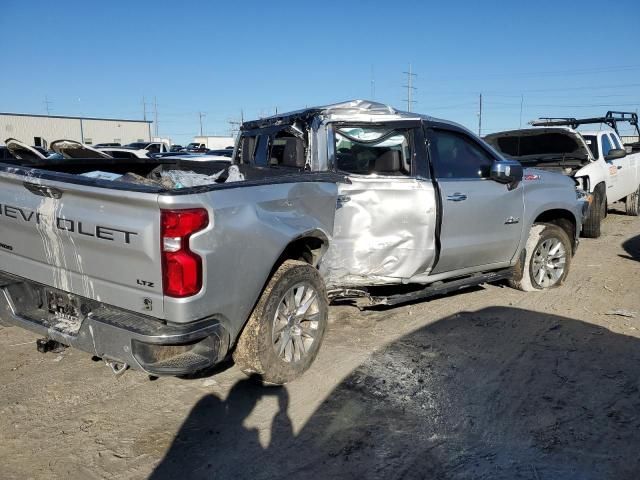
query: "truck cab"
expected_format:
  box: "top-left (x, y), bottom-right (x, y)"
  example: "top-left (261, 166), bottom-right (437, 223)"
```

top-left (236, 100), bottom-right (586, 290)
top-left (581, 129), bottom-right (638, 203)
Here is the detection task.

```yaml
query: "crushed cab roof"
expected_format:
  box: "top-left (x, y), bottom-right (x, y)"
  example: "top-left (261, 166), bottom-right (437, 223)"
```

top-left (241, 99), bottom-right (447, 130)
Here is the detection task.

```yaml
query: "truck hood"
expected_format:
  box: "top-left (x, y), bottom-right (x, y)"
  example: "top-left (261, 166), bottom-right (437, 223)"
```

top-left (51, 140), bottom-right (113, 159)
top-left (5, 138), bottom-right (48, 162)
top-left (484, 128), bottom-right (591, 163)
top-left (523, 166), bottom-right (577, 189)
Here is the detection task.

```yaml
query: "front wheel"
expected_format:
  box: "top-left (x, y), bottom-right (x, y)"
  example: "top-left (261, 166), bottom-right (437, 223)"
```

top-left (626, 185), bottom-right (640, 216)
top-left (233, 260), bottom-right (328, 384)
top-left (582, 189), bottom-right (605, 238)
top-left (509, 223), bottom-right (572, 292)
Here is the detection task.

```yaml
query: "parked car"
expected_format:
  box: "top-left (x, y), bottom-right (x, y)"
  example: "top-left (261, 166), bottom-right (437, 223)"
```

top-left (94, 143), bottom-right (122, 148)
top-left (51, 139), bottom-right (114, 159)
top-left (170, 144), bottom-right (184, 152)
top-left (0, 145), bottom-right (17, 163)
top-left (122, 141), bottom-right (170, 154)
top-left (97, 147), bottom-right (151, 159)
top-left (0, 100), bottom-right (587, 384)
top-left (485, 113), bottom-right (640, 237)
top-left (185, 142), bottom-right (208, 153)
top-left (150, 151), bottom-right (233, 162)
top-left (206, 148), bottom-right (233, 158)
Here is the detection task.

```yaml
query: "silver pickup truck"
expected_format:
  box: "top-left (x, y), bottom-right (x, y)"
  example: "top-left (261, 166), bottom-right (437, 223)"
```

top-left (0, 100), bottom-right (588, 383)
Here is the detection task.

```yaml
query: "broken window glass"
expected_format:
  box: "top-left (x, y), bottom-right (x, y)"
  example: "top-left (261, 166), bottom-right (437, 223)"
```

top-left (334, 127), bottom-right (412, 176)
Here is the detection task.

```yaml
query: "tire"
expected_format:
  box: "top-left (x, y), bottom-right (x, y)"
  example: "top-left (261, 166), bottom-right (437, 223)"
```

top-left (509, 223), bottom-right (572, 292)
top-left (582, 188), bottom-right (605, 238)
top-left (626, 185), bottom-right (640, 216)
top-left (233, 260), bottom-right (328, 385)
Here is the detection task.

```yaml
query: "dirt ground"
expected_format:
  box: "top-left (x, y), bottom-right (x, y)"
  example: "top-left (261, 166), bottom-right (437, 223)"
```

top-left (1, 206), bottom-right (639, 480)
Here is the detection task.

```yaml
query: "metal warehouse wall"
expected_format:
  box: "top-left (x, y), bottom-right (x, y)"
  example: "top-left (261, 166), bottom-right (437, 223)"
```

top-left (0, 114), bottom-right (151, 147)
top-left (81, 119), bottom-right (150, 145)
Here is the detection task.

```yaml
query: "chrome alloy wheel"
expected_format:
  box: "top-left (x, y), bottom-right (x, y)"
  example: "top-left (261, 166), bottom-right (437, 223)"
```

top-left (272, 282), bottom-right (321, 363)
top-left (531, 237), bottom-right (567, 288)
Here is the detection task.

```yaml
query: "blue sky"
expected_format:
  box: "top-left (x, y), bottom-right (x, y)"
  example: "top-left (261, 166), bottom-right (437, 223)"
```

top-left (1, 0), bottom-right (639, 144)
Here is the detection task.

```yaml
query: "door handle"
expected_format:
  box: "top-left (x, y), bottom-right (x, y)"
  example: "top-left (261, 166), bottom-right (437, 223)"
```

top-left (447, 193), bottom-right (467, 202)
top-left (617, 165), bottom-right (623, 170)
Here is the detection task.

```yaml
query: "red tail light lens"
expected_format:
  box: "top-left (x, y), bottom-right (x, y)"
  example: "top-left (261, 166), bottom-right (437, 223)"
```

top-left (161, 209), bottom-right (208, 297)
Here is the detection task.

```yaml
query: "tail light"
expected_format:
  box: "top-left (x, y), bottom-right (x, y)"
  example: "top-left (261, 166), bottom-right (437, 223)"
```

top-left (161, 209), bottom-right (209, 297)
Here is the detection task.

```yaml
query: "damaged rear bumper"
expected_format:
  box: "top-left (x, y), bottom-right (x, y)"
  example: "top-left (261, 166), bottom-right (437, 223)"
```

top-left (0, 272), bottom-right (229, 376)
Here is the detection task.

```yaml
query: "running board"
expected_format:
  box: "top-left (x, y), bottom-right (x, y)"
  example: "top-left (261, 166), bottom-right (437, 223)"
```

top-left (369, 268), bottom-right (515, 306)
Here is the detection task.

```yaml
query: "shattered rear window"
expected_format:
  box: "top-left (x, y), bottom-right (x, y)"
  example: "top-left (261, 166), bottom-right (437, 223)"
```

top-left (334, 127), bottom-right (412, 176)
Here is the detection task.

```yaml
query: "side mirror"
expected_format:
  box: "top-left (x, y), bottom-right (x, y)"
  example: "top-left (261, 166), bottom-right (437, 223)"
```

top-left (605, 148), bottom-right (626, 161)
top-left (490, 159), bottom-right (523, 184)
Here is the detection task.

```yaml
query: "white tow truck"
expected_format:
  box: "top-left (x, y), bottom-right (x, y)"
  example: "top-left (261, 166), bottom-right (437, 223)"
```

top-left (485, 112), bottom-right (640, 237)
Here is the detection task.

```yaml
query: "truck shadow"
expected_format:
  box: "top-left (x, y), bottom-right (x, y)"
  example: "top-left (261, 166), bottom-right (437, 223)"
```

top-left (151, 307), bottom-right (640, 480)
top-left (620, 234), bottom-right (640, 262)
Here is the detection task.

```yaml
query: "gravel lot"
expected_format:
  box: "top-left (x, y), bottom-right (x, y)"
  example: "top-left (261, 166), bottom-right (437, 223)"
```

top-left (1, 206), bottom-right (639, 480)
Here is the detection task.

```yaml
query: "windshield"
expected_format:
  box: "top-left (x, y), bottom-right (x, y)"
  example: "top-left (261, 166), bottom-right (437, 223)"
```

top-left (125, 142), bottom-right (151, 149)
top-left (582, 135), bottom-right (598, 158)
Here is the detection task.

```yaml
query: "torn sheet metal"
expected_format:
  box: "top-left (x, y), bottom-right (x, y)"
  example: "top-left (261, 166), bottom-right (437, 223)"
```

top-left (319, 177), bottom-right (437, 287)
top-left (159, 165), bottom-right (245, 188)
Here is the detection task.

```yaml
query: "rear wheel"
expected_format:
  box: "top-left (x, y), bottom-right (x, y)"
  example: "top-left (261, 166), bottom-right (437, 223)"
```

top-left (582, 188), bottom-right (605, 238)
top-left (233, 260), bottom-right (328, 384)
top-left (626, 185), bottom-right (640, 216)
top-left (510, 223), bottom-right (572, 292)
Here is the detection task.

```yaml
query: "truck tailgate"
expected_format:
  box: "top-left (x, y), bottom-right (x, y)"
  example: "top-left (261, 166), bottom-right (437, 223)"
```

top-left (0, 171), bottom-right (164, 318)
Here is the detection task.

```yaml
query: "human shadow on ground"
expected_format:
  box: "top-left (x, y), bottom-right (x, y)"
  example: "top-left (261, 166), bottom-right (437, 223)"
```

top-left (621, 234), bottom-right (640, 262)
top-left (152, 307), bottom-right (640, 480)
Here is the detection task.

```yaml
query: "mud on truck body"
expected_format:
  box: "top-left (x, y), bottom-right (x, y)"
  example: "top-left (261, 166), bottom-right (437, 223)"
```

top-left (0, 100), bottom-right (588, 383)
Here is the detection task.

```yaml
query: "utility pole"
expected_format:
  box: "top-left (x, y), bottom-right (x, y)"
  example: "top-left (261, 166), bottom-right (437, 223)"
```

top-left (228, 108), bottom-right (245, 139)
top-left (478, 93), bottom-right (483, 136)
top-left (44, 95), bottom-right (53, 116)
top-left (370, 64), bottom-right (375, 100)
top-left (198, 111), bottom-right (206, 136)
top-left (142, 96), bottom-right (147, 121)
top-left (402, 64), bottom-right (417, 112)
top-left (518, 94), bottom-right (524, 128)
top-left (153, 96), bottom-right (158, 137)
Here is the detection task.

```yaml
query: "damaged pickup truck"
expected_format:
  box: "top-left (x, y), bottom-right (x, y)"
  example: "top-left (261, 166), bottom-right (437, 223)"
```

top-left (0, 100), bottom-right (588, 383)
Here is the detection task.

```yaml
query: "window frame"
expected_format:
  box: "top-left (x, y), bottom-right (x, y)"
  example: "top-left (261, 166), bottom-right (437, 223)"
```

top-left (329, 121), bottom-right (425, 179)
top-left (610, 133), bottom-right (622, 150)
top-left (424, 122), bottom-right (498, 181)
top-left (601, 133), bottom-right (613, 159)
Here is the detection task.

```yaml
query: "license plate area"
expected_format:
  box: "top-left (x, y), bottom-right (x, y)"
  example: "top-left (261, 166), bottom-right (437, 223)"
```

top-left (44, 290), bottom-right (83, 335)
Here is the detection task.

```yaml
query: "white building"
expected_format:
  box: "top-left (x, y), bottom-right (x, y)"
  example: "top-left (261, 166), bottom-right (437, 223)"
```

top-left (0, 112), bottom-right (152, 149)
top-left (192, 135), bottom-right (235, 149)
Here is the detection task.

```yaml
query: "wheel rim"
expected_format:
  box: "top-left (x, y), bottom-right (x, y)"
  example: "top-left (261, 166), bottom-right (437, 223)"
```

top-left (272, 282), bottom-right (321, 363)
top-left (531, 237), bottom-right (567, 288)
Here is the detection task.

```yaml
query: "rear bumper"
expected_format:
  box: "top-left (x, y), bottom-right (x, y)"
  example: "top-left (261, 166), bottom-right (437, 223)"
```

top-left (0, 273), bottom-right (229, 376)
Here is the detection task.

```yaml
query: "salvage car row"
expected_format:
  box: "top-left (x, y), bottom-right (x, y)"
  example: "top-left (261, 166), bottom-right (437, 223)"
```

top-left (0, 100), bottom-right (637, 384)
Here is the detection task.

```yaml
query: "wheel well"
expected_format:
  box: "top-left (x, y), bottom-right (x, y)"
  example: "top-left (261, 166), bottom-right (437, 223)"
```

top-left (534, 209), bottom-right (577, 251)
top-left (275, 235), bottom-right (327, 268)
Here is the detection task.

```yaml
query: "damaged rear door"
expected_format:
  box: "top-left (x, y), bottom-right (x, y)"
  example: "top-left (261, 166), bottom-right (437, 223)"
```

top-left (320, 123), bottom-right (438, 287)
